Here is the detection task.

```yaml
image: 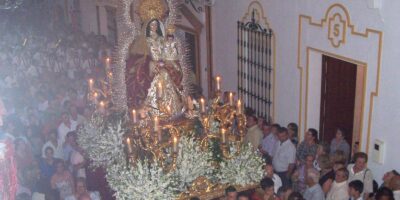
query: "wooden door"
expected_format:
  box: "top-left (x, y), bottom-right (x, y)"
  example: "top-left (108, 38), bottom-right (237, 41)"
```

top-left (320, 55), bottom-right (357, 145)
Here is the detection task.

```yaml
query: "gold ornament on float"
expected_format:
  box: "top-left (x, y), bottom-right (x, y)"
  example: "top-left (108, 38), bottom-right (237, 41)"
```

top-left (138, 0), bottom-right (166, 21)
top-left (166, 24), bottom-right (176, 35)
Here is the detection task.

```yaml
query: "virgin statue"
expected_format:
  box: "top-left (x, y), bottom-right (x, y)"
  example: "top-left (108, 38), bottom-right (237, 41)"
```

top-left (126, 18), bottom-right (183, 116)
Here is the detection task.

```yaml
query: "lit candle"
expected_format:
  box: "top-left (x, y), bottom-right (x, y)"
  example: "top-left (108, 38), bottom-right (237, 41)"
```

top-left (88, 79), bottom-right (94, 91)
top-left (126, 138), bottom-right (133, 153)
top-left (92, 92), bottom-right (98, 104)
top-left (204, 117), bottom-right (209, 127)
top-left (167, 105), bottom-right (171, 114)
top-left (237, 99), bottom-right (242, 114)
top-left (229, 92), bottom-right (234, 106)
top-left (173, 137), bottom-right (178, 153)
top-left (216, 76), bottom-right (221, 91)
top-left (200, 98), bottom-right (205, 113)
top-left (105, 57), bottom-right (111, 70)
top-left (132, 109), bottom-right (137, 123)
top-left (187, 96), bottom-right (194, 110)
top-left (157, 82), bottom-right (163, 98)
top-left (99, 101), bottom-right (105, 113)
top-left (154, 117), bottom-right (159, 132)
top-left (221, 128), bottom-right (226, 144)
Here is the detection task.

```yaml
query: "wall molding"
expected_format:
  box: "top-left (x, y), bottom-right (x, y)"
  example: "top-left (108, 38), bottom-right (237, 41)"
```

top-left (297, 3), bottom-right (383, 152)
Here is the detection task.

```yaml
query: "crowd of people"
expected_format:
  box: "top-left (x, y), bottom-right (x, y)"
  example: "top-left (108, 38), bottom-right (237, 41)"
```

top-left (212, 114), bottom-right (400, 200)
top-left (0, 2), bottom-right (112, 200)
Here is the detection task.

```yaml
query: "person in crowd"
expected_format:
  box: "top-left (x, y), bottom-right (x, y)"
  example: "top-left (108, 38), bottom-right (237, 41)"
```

top-left (287, 122), bottom-right (299, 146)
top-left (264, 160), bottom-right (282, 193)
top-left (389, 175), bottom-right (400, 200)
top-left (331, 150), bottom-right (348, 165)
top-left (258, 116), bottom-right (266, 129)
top-left (288, 192), bottom-right (305, 200)
top-left (272, 127), bottom-right (296, 187)
top-left (381, 170), bottom-right (400, 189)
top-left (39, 146), bottom-right (59, 198)
top-left (277, 185), bottom-right (293, 200)
top-left (42, 129), bottom-right (63, 159)
top-left (244, 115), bottom-right (263, 149)
top-left (318, 154), bottom-right (335, 194)
top-left (224, 186), bottom-right (237, 200)
top-left (347, 152), bottom-right (374, 199)
top-left (63, 131), bottom-right (77, 163)
top-left (14, 138), bottom-right (34, 170)
top-left (270, 123), bottom-right (281, 138)
top-left (330, 127), bottom-right (350, 161)
top-left (348, 180), bottom-right (364, 200)
top-left (237, 192), bottom-right (251, 200)
top-left (68, 88), bottom-right (86, 112)
top-left (292, 154), bottom-right (317, 193)
top-left (303, 169), bottom-right (325, 200)
top-left (259, 120), bottom-right (278, 163)
top-left (50, 160), bottom-right (75, 199)
top-left (333, 161), bottom-right (346, 172)
top-left (26, 126), bottom-right (43, 158)
top-left (69, 105), bottom-right (85, 125)
top-left (314, 142), bottom-right (330, 171)
top-left (70, 144), bottom-right (86, 178)
top-left (78, 193), bottom-right (92, 200)
top-left (65, 178), bottom-right (101, 200)
top-left (39, 147), bottom-right (58, 183)
top-left (296, 128), bottom-right (319, 163)
top-left (258, 177), bottom-right (279, 200)
top-left (375, 187), bottom-right (395, 200)
top-left (16, 193), bottom-right (31, 200)
top-left (326, 167), bottom-right (349, 200)
top-left (57, 112), bottom-right (78, 148)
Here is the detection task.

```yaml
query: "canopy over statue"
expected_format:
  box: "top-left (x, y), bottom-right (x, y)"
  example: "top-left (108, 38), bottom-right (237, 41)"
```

top-left (126, 0), bottom-right (184, 116)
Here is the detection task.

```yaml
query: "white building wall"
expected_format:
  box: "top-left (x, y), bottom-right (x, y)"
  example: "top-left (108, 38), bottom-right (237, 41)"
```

top-left (210, 0), bottom-right (400, 183)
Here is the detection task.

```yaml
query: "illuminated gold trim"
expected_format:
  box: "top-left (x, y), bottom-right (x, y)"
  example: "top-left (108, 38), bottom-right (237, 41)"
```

top-left (241, 0), bottom-right (276, 120)
top-left (297, 3), bottom-right (383, 152)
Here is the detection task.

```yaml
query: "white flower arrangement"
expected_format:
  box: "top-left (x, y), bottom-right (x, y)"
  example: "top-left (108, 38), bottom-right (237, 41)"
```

top-left (107, 159), bottom-right (178, 200)
top-left (77, 114), bottom-right (126, 168)
top-left (217, 143), bottom-right (264, 186)
top-left (173, 136), bottom-right (214, 190)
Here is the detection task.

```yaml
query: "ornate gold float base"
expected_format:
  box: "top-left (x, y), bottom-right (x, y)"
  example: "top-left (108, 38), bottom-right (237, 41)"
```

top-left (177, 177), bottom-right (259, 200)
